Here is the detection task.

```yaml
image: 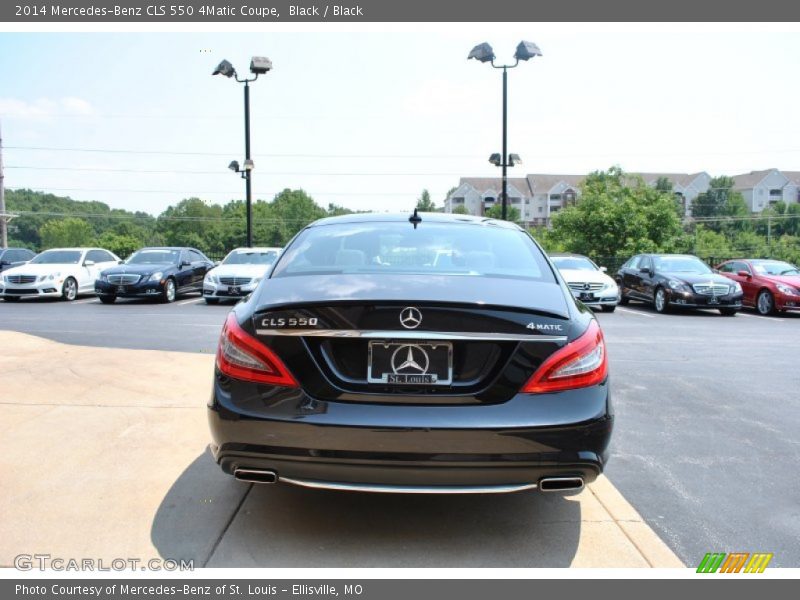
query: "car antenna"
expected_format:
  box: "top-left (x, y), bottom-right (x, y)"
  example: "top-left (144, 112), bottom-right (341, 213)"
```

top-left (409, 208), bottom-right (422, 229)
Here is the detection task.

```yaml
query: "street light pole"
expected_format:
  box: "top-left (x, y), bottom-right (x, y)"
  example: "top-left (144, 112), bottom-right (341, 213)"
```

top-left (501, 66), bottom-right (508, 221)
top-left (213, 56), bottom-right (272, 248)
top-left (469, 41), bottom-right (541, 221)
top-left (243, 80), bottom-right (253, 247)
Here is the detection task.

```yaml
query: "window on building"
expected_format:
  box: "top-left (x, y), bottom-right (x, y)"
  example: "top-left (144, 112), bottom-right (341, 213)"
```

top-left (538, 206), bottom-right (543, 213)
top-left (769, 189), bottom-right (782, 203)
top-left (452, 197), bottom-right (465, 204)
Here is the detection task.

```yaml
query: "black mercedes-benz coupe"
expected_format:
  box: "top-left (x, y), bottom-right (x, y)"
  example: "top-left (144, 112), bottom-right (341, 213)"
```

top-left (616, 253), bottom-right (744, 315)
top-left (208, 213), bottom-right (613, 494)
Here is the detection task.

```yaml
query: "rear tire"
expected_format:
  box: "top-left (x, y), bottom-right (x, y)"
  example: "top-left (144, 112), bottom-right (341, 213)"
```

top-left (161, 278), bottom-right (176, 304)
top-left (204, 297), bottom-right (219, 305)
top-left (602, 305), bottom-right (617, 313)
top-left (756, 289), bottom-right (775, 316)
top-left (719, 308), bottom-right (737, 316)
top-left (61, 277), bottom-right (78, 301)
top-left (99, 295), bottom-right (117, 304)
top-left (654, 287), bottom-right (670, 314)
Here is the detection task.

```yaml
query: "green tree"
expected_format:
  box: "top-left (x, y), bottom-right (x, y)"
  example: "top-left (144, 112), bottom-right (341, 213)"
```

top-left (95, 232), bottom-right (143, 259)
top-left (691, 176), bottom-right (748, 232)
top-left (326, 203), bottom-right (353, 216)
top-left (39, 218), bottom-right (95, 248)
top-left (451, 205), bottom-right (470, 215)
top-left (485, 204), bottom-right (521, 222)
top-left (548, 167), bottom-right (683, 258)
top-left (416, 189), bottom-right (437, 212)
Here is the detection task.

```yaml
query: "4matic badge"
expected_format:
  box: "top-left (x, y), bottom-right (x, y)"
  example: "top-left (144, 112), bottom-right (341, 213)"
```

top-left (526, 322), bottom-right (564, 332)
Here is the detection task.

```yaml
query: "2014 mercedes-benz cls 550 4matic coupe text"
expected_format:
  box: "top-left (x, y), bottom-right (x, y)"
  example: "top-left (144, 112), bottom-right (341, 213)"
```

top-left (208, 212), bottom-right (613, 494)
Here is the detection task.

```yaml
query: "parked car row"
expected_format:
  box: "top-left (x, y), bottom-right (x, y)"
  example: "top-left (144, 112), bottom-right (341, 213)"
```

top-left (0, 245), bottom-right (282, 304)
top-left (549, 251), bottom-right (800, 317)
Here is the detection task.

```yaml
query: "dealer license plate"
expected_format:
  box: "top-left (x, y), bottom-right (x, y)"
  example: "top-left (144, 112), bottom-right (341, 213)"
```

top-left (367, 341), bottom-right (453, 386)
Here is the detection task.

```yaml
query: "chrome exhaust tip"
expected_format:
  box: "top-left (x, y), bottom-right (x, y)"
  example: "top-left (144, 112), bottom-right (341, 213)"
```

top-left (539, 477), bottom-right (585, 492)
top-left (234, 468), bottom-right (278, 484)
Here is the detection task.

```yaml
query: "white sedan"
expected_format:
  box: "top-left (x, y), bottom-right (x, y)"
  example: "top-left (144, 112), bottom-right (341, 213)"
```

top-left (0, 247), bottom-right (121, 302)
top-left (203, 246), bottom-right (281, 304)
top-left (550, 253), bottom-right (620, 312)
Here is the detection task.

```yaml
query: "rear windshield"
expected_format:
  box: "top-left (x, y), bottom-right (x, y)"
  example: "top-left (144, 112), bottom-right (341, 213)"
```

top-left (272, 222), bottom-right (555, 282)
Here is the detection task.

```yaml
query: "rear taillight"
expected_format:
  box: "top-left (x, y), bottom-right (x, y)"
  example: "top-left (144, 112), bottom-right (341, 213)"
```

top-left (216, 313), bottom-right (298, 387)
top-left (521, 320), bottom-right (608, 393)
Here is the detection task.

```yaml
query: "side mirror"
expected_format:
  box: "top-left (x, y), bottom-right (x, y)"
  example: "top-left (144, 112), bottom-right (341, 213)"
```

top-left (213, 261), bottom-right (220, 267)
top-left (84, 260), bottom-right (95, 266)
top-left (737, 270), bottom-right (751, 278)
top-left (600, 266), bottom-right (607, 272)
top-left (639, 267), bottom-right (651, 275)
top-left (118, 260), bottom-right (124, 264)
top-left (181, 260), bottom-right (191, 267)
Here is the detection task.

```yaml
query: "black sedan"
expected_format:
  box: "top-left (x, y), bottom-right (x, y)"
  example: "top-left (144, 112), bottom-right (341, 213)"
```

top-left (208, 212), bottom-right (613, 494)
top-left (95, 247), bottom-right (214, 303)
top-left (616, 253), bottom-right (743, 315)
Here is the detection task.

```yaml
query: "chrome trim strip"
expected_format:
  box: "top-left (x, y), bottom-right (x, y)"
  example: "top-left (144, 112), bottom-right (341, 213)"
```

top-left (254, 329), bottom-right (567, 342)
top-left (279, 477), bottom-right (538, 494)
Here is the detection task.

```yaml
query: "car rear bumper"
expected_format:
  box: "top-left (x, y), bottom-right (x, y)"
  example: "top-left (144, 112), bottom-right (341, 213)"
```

top-left (208, 376), bottom-right (613, 490)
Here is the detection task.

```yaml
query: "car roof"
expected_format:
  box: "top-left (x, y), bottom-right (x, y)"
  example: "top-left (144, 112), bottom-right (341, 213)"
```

top-left (307, 212), bottom-right (524, 230)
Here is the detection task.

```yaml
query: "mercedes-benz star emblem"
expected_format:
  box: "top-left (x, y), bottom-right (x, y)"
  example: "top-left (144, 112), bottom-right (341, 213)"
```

top-left (390, 344), bottom-right (429, 374)
top-left (583, 283), bottom-right (591, 291)
top-left (399, 306), bottom-right (422, 329)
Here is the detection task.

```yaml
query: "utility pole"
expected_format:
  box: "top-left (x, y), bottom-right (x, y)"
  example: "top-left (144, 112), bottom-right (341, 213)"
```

top-left (767, 212), bottom-right (772, 252)
top-left (0, 119), bottom-right (7, 249)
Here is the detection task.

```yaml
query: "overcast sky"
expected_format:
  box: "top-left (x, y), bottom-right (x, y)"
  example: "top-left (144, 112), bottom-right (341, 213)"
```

top-left (1, 26), bottom-right (799, 215)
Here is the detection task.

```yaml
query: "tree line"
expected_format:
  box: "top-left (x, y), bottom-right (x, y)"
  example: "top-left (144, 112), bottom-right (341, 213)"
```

top-left (6, 168), bottom-right (800, 266)
top-left (5, 188), bottom-right (354, 259)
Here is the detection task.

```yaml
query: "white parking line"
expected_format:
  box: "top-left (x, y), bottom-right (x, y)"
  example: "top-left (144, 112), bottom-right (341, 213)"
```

top-left (175, 298), bottom-right (203, 306)
top-left (737, 312), bottom-right (785, 322)
top-left (616, 307), bottom-right (655, 318)
top-left (73, 298), bottom-right (100, 304)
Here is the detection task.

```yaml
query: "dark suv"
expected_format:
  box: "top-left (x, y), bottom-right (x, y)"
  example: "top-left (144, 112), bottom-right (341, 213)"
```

top-left (616, 253), bottom-right (743, 315)
top-left (95, 247), bottom-right (214, 303)
top-left (0, 248), bottom-right (35, 273)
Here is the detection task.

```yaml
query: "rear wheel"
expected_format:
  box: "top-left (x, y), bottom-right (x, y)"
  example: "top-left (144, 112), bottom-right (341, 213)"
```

top-left (719, 308), bottom-right (738, 316)
top-left (61, 277), bottom-right (78, 301)
top-left (756, 289), bottom-right (775, 316)
top-left (602, 305), bottom-right (617, 313)
top-left (99, 295), bottom-right (117, 304)
top-left (161, 278), bottom-right (176, 304)
top-left (654, 287), bottom-right (670, 314)
top-left (205, 297), bottom-right (219, 305)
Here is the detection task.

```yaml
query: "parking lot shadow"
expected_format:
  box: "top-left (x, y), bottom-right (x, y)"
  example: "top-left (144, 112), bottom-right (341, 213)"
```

top-left (151, 450), bottom-right (583, 568)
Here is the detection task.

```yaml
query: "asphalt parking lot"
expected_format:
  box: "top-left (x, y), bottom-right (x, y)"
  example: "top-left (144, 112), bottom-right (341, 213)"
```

top-left (1, 294), bottom-right (798, 567)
